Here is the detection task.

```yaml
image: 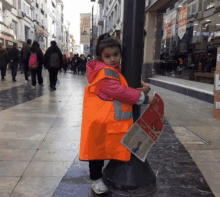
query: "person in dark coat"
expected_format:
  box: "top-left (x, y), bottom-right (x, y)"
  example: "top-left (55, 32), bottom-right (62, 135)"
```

top-left (8, 43), bottom-right (20, 82)
top-left (26, 41), bottom-right (44, 90)
top-left (44, 41), bottom-right (63, 90)
top-left (0, 43), bottom-right (9, 81)
top-left (62, 55), bottom-right (68, 73)
top-left (71, 54), bottom-right (79, 74)
top-left (20, 39), bottom-right (32, 83)
top-left (79, 54), bottom-right (87, 76)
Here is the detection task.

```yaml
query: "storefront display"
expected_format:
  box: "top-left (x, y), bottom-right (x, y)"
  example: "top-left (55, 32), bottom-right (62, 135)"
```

top-left (155, 0), bottom-right (220, 84)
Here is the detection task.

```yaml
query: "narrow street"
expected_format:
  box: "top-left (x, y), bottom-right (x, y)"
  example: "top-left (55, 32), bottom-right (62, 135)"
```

top-left (0, 69), bottom-right (218, 197)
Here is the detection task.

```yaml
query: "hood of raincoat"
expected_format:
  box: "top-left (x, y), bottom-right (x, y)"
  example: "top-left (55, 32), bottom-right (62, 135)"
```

top-left (86, 59), bottom-right (121, 84)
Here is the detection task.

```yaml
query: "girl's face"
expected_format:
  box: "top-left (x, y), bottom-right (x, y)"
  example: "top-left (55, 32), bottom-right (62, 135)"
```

top-left (101, 47), bottom-right (121, 68)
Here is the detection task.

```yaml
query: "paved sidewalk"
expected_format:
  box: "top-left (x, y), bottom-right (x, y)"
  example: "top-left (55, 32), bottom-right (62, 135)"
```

top-left (0, 69), bottom-right (218, 197)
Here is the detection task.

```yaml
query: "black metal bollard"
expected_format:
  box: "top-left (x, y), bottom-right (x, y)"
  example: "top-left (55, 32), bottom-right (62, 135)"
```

top-left (103, 0), bottom-right (157, 196)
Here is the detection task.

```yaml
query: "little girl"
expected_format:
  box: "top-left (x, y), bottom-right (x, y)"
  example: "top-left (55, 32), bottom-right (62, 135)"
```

top-left (79, 33), bottom-right (156, 195)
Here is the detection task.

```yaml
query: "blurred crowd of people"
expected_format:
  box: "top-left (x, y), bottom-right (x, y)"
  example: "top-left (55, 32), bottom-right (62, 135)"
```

top-left (0, 39), bottom-right (91, 90)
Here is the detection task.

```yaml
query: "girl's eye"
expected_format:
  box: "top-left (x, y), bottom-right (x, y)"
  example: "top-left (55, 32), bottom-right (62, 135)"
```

top-left (105, 55), bottom-right (110, 58)
top-left (114, 52), bottom-right (119, 57)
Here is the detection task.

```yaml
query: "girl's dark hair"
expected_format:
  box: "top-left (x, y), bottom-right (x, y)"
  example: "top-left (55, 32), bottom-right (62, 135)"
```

top-left (32, 41), bottom-right (39, 48)
top-left (96, 33), bottom-right (122, 60)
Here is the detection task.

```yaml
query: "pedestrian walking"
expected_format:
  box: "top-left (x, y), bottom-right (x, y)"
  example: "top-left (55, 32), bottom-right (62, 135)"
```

top-left (0, 43), bottom-right (9, 81)
top-left (20, 39), bottom-right (32, 83)
top-left (80, 54), bottom-right (87, 76)
top-left (26, 41), bottom-right (44, 90)
top-left (79, 33), bottom-right (157, 195)
top-left (44, 41), bottom-right (63, 90)
top-left (8, 43), bottom-right (20, 82)
top-left (72, 54), bottom-right (79, 74)
top-left (62, 55), bottom-right (68, 73)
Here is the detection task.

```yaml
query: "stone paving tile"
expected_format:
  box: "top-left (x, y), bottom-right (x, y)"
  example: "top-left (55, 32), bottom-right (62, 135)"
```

top-left (0, 161), bottom-right (29, 176)
top-left (0, 177), bottom-right (20, 197)
top-left (10, 177), bottom-right (63, 197)
top-left (23, 161), bottom-right (72, 177)
top-left (39, 140), bottom-right (80, 150)
top-left (0, 149), bottom-right (36, 161)
top-left (31, 149), bottom-right (79, 162)
top-left (0, 139), bottom-right (41, 150)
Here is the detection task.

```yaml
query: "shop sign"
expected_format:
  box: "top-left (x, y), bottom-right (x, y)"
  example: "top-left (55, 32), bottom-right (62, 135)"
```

top-left (84, 44), bottom-right (89, 53)
top-left (163, 10), bottom-right (177, 39)
top-left (36, 30), bottom-right (45, 50)
top-left (6, 40), bottom-right (14, 47)
top-left (178, 5), bottom-right (188, 40)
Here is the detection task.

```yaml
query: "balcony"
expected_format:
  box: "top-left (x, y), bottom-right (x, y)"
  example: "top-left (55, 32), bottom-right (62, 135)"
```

top-left (0, 24), bottom-right (16, 39)
top-left (2, 0), bottom-right (13, 11)
top-left (41, 9), bottom-right (44, 15)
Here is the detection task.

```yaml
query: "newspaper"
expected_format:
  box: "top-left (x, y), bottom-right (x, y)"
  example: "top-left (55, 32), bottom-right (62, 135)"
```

top-left (121, 92), bottom-right (164, 162)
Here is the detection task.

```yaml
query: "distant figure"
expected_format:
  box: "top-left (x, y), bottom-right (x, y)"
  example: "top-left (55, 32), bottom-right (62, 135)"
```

top-left (0, 43), bottom-right (9, 81)
top-left (20, 39), bottom-right (32, 83)
top-left (44, 41), bottom-right (63, 90)
top-left (26, 41), bottom-right (44, 90)
top-left (8, 43), bottom-right (20, 82)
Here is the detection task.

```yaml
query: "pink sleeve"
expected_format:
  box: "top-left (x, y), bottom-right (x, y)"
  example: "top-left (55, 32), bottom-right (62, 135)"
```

top-left (97, 79), bottom-right (141, 106)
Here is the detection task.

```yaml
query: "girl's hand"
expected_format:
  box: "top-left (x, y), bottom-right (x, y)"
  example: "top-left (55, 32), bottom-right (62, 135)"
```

top-left (149, 95), bottom-right (157, 105)
top-left (136, 81), bottom-right (150, 94)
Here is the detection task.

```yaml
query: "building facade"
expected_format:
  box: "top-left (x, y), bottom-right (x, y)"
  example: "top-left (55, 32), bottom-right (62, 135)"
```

top-left (91, 0), bottom-right (123, 42)
top-left (0, 0), bottom-right (72, 54)
top-left (80, 13), bottom-right (91, 56)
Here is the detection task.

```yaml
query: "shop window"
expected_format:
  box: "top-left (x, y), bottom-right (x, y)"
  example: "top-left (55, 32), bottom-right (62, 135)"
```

top-left (202, 23), bottom-right (210, 45)
top-left (204, 0), bottom-right (215, 10)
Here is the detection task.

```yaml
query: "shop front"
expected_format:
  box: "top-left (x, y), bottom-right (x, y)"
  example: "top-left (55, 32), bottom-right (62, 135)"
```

top-left (5, 40), bottom-right (19, 51)
top-left (152, 0), bottom-right (220, 84)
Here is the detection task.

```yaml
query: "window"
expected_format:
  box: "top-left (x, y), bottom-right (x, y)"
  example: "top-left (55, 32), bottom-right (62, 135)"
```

top-left (204, 0), bottom-right (215, 9)
top-left (198, 0), bottom-right (202, 12)
top-left (23, 2), bottom-right (30, 18)
top-left (25, 26), bottom-right (30, 41)
top-left (118, 0), bottom-right (121, 18)
top-left (188, 0), bottom-right (197, 17)
top-left (41, 4), bottom-right (43, 9)
top-left (115, 5), bottom-right (118, 22)
top-left (13, 0), bottom-right (17, 8)
top-left (36, 14), bottom-right (38, 21)
top-left (42, 20), bottom-right (43, 26)
top-left (12, 20), bottom-right (18, 39)
top-left (18, 0), bottom-right (21, 9)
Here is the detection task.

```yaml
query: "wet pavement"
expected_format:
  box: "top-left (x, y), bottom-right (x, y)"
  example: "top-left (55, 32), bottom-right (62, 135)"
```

top-left (0, 69), bottom-right (217, 197)
top-left (52, 117), bottom-right (214, 197)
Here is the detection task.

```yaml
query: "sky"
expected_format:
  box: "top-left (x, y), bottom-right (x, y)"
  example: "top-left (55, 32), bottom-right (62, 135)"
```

top-left (62, 0), bottom-right (94, 45)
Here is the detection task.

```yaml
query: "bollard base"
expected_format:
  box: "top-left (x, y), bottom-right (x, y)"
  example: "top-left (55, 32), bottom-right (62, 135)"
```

top-left (102, 173), bottom-right (157, 197)
top-left (102, 155), bottom-right (157, 196)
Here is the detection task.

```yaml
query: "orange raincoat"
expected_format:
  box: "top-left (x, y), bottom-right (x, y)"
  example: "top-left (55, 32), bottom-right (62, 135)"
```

top-left (79, 63), bottom-right (134, 162)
